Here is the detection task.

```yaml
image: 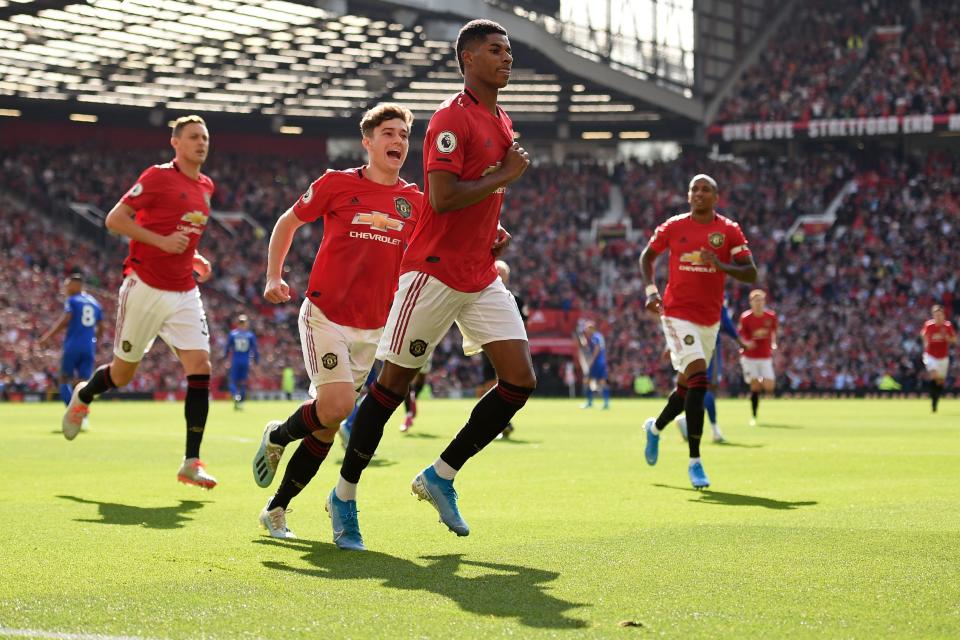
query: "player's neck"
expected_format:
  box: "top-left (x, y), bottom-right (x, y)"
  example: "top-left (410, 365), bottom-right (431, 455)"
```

top-left (174, 158), bottom-right (202, 180)
top-left (464, 81), bottom-right (499, 115)
top-left (690, 209), bottom-right (715, 223)
top-left (363, 163), bottom-right (399, 186)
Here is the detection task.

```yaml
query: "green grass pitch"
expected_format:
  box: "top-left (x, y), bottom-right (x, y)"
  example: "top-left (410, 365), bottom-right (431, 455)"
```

top-left (1, 398), bottom-right (958, 639)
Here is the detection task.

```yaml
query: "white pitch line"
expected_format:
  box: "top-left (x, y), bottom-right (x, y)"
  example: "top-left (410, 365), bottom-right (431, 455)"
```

top-left (0, 627), bottom-right (158, 640)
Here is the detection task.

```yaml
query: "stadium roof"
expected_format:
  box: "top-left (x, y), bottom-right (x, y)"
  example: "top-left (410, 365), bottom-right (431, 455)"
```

top-left (0, 0), bottom-right (781, 141)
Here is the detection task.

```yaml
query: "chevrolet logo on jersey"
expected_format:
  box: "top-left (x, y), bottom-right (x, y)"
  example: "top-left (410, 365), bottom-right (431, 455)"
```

top-left (181, 211), bottom-right (209, 226)
top-left (679, 250), bottom-right (706, 265)
top-left (352, 212), bottom-right (404, 232)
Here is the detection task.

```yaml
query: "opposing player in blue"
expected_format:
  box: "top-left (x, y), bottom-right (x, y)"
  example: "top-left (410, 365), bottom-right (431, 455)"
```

top-left (224, 314), bottom-right (258, 410)
top-left (39, 274), bottom-right (103, 423)
top-left (580, 320), bottom-right (610, 409)
top-left (676, 299), bottom-right (743, 443)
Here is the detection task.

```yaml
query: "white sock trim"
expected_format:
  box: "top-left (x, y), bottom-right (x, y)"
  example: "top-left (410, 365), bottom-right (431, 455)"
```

top-left (335, 476), bottom-right (357, 501)
top-left (688, 457), bottom-right (701, 466)
top-left (433, 458), bottom-right (457, 480)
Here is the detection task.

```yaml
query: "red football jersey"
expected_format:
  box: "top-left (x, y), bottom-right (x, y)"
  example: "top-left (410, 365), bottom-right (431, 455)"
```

top-left (738, 309), bottom-right (778, 358)
top-left (922, 320), bottom-right (955, 358)
top-left (649, 212), bottom-right (752, 325)
top-left (400, 89), bottom-right (515, 292)
top-left (293, 167), bottom-right (422, 330)
top-left (120, 162), bottom-right (215, 292)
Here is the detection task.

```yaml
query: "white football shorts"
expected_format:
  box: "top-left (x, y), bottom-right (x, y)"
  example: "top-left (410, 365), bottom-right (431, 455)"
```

top-left (376, 271), bottom-right (528, 369)
top-left (113, 272), bottom-right (210, 362)
top-left (660, 315), bottom-right (719, 373)
top-left (740, 357), bottom-right (776, 383)
top-left (299, 299), bottom-right (382, 394)
top-left (923, 353), bottom-right (949, 379)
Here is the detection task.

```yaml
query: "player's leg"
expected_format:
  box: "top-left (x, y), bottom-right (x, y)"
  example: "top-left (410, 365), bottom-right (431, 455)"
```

top-left (705, 354), bottom-right (723, 442)
top-left (409, 280), bottom-right (533, 536)
top-left (601, 375), bottom-right (611, 409)
top-left (749, 379), bottom-right (761, 424)
top-left (582, 376), bottom-right (594, 408)
top-left (330, 272), bottom-right (457, 548)
top-left (237, 363), bottom-right (250, 405)
top-left (59, 351), bottom-right (75, 406)
top-left (157, 287), bottom-right (216, 488)
top-left (63, 277), bottom-right (159, 439)
top-left (645, 318), bottom-right (695, 465)
top-left (229, 365), bottom-right (240, 407)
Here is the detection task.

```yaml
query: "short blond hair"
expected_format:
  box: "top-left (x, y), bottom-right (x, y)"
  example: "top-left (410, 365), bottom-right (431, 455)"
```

top-left (171, 115), bottom-right (206, 137)
top-left (360, 103), bottom-right (413, 138)
top-left (749, 289), bottom-right (766, 300)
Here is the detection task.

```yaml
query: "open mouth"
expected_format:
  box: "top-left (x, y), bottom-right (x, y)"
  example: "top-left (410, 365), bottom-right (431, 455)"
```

top-left (387, 150), bottom-right (402, 160)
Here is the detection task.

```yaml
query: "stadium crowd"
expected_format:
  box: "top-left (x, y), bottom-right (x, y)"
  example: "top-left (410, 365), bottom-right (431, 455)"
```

top-left (715, 0), bottom-right (959, 122)
top-left (1, 140), bottom-right (957, 398)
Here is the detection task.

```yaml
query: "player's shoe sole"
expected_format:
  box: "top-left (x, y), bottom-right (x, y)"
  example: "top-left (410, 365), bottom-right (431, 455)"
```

top-left (61, 382), bottom-right (90, 441)
top-left (253, 421), bottom-right (285, 488)
top-left (412, 466), bottom-right (469, 536)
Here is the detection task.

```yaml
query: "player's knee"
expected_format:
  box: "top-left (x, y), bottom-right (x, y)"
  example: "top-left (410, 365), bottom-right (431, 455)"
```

top-left (314, 396), bottom-right (354, 427)
top-left (505, 369), bottom-right (537, 391)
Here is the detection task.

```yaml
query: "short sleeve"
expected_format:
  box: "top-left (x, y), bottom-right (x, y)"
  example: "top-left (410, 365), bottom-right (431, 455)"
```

top-left (292, 171), bottom-right (336, 223)
top-left (121, 166), bottom-right (163, 210)
top-left (649, 219), bottom-right (672, 253)
top-left (425, 107), bottom-right (469, 176)
top-left (729, 223), bottom-right (751, 261)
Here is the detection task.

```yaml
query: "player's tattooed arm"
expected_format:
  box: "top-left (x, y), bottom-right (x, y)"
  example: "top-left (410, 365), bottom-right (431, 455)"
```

top-left (264, 208), bottom-right (306, 303)
top-left (700, 248), bottom-right (758, 283)
top-left (639, 243), bottom-right (663, 315)
top-left (105, 202), bottom-right (189, 254)
top-left (428, 143), bottom-right (529, 212)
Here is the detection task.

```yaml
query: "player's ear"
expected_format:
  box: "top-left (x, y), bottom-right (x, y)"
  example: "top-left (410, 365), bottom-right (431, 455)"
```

top-left (361, 135), bottom-right (372, 152)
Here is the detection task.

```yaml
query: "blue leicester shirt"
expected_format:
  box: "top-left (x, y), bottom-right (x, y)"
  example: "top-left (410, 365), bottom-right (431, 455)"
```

top-left (590, 333), bottom-right (606, 368)
top-left (64, 293), bottom-right (102, 351)
top-left (225, 329), bottom-right (258, 366)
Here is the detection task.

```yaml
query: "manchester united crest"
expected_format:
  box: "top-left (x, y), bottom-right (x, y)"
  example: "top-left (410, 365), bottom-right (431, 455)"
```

top-left (708, 232), bottom-right (725, 249)
top-left (395, 197), bottom-right (413, 219)
top-left (683, 335), bottom-right (695, 346)
top-left (321, 353), bottom-right (338, 370)
top-left (409, 339), bottom-right (428, 357)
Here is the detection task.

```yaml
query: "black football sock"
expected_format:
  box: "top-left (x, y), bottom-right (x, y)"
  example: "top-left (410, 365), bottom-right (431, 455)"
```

top-left (931, 381), bottom-right (942, 412)
top-left (750, 391), bottom-right (760, 418)
top-left (403, 389), bottom-right (414, 413)
top-left (270, 400), bottom-right (319, 446)
top-left (440, 381), bottom-right (534, 470)
top-left (268, 436), bottom-right (332, 510)
top-left (78, 365), bottom-right (114, 404)
top-left (184, 375), bottom-right (210, 459)
top-left (685, 372), bottom-right (709, 458)
top-left (655, 383), bottom-right (688, 430)
top-left (340, 382), bottom-right (404, 483)
top-left (412, 382), bottom-right (423, 399)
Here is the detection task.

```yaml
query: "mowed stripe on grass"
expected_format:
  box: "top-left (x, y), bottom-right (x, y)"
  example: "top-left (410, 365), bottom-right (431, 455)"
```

top-left (1, 398), bottom-right (958, 638)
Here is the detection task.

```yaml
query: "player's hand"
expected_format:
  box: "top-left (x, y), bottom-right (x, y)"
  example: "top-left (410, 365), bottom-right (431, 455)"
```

top-left (645, 292), bottom-right (663, 316)
top-left (699, 246), bottom-right (722, 269)
top-left (492, 225), bottom-right (511, 257)
top-left (193, 253), bottom-right (212, 283)
top-left (158, 231), bottom-right (190, 254)
top-left (742, 339), bottom-right (755, 350)
top-left (661, 348), bottom-right (671, 362)
top-left (264, 276), bottom-right (291, 304)
top-left (499, 142), bottom-right (530, 183)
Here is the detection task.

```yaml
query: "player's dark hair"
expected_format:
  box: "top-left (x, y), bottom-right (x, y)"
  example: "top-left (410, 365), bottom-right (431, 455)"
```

top-left (359, 103), bottom-right (414, 138)
top-left (68, 273), bottom-right (84, 282)
top-left (455, 19), bottom-right (508, 74)
top-left (171, 115), bottom-right (206, 137)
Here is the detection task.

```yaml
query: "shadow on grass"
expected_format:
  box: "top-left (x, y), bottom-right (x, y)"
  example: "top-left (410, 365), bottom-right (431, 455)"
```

top-left (401, 432), bottom-right (442, 440)
top-left (757, 423), bottom-right (803, 430)
top-left (494, 437), bottom-right (541, 445)
top-left (714, 441), bottom-right (764, 449)
top-left (652, 485), bottom-right (818, 510)
top-left (256, 539), bottom-right (589, 629)
top-left (58, 495), bottom-right (209, 529)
